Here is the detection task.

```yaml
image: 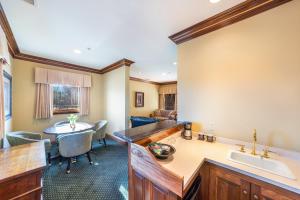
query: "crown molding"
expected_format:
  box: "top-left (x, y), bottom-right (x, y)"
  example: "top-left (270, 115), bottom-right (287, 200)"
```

top-left (0, 3), bottom-right (20, 56)
top-left (169, 0), bottom-right (292, 45)
top-left (159, 81), bottom-right (177, 85)
top-left (100, 59), bottom-right (135, 74)
top-left (0, 2), bottom-right (134, 74)
top-left (129, 77), bottom-right (160, 85)
top-left (130, 77), bottom-right (177, 86)
top-left (14, 53), bottom-right (101, 74)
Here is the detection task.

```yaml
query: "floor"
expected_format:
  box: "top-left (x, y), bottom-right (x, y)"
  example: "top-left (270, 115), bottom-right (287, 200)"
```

top-left (42, 139), bottom-right (128, 200)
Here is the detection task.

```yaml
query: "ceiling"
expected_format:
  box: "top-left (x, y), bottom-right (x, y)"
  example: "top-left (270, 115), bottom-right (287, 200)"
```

top-left (0, 0), bottom-right (244, 82)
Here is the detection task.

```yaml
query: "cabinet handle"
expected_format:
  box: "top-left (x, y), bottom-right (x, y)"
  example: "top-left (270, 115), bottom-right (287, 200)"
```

top-left (253, 194), bottom-right (259, 200)
top-left (242, 190), bottom-right (248, 195)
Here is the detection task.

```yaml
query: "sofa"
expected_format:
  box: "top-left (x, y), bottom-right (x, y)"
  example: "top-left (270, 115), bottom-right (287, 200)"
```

top-left (130, 116), bottom-right (158, 128)
top-left (151, 109), bottom-right (177, 121)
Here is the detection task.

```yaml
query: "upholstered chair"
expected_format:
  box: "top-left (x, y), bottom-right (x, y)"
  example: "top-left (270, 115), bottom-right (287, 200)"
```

top-left (92, 120), bottom-right (108, 147)
top-left (57, 130), bottom-right (94, 174)
top-left (6, 131), bottom-right (52, 165)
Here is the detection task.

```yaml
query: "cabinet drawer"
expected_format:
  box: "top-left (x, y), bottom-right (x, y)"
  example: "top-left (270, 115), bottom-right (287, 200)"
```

top-left (0, 171), bottom-right (42, 200)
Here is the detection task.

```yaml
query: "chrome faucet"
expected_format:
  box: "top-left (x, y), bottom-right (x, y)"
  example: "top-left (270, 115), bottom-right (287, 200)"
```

top-left (251, 129), bottom-right (257, 155)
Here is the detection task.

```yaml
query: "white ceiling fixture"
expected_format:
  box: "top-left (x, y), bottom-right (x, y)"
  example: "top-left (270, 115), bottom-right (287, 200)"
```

top-left (210, 0), bottom-right (221, 4)
top-left (1, 0), bottom-right (245, 82)
top-left (73, 49), bottom-right (82, 54)
top-left (22, 0), bottom-right (38, 7)
top-left (173, 62), bottom-right (177, 65)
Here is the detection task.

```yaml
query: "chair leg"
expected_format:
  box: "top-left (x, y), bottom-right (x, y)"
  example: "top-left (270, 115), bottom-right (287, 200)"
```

top-left (59, 156), bottom-right (63, 165)
top-left (87, 152), bottom-right (93, 165)
top-left (103, 138), bottom-right (107, 147)
top-left (66, 158), bottom-right (71, 174)
top-left (47, 153), bottom-right (51, 166)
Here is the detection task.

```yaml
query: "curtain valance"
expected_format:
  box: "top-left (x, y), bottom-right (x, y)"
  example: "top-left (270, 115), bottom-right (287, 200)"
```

top-left (35, 68), bottom-right (92, 87)
top-left (159, 84), bottom-right (177, 94)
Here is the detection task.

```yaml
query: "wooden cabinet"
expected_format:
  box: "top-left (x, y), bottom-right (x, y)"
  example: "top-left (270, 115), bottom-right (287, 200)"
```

top-left (205, 164), bottom-right (300, 200)
top-left (209, 166), bottom-right (250, 200)
top-left (132, 170), bottom-right (179, 200)
top-left (0, 142), bottom-right (46, 200)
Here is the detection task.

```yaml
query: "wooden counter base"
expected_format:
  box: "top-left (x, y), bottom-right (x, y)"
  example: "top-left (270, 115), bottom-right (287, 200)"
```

top-left (127, 127), bottom-right (300, 200)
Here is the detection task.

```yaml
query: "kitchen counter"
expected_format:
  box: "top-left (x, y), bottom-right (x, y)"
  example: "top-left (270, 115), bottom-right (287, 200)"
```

top-left (157, 132), bottom-right (300, 194)
top-left (114, 120), bottom-right (183, 143)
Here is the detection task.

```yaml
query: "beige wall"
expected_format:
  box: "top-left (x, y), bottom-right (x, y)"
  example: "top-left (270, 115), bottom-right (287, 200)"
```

top-left (129, 80), bottom-right (159, 117)
top-left (12, 59), bottom-right (104, 134)
top-left (178, 1), bottom-right (300, 151)
top-left (103, 66), bottom-right (130, 134)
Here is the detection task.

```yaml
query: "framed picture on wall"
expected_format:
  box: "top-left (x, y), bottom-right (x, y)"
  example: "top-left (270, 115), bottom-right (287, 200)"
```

top-left (135, 92), bottom-right (144, 107)
top-left (3, 70), bottom-right (12, 120)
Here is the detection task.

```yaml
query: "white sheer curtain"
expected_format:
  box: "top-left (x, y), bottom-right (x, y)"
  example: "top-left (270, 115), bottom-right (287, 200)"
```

top-left (35, 83), bottom-right (53, 119)
top-left (0, 62), bottom-right (5, 146)
top-left (80, 87), bottom-right (90, 116)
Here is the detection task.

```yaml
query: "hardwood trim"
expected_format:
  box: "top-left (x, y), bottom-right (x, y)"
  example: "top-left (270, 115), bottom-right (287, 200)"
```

top-left (0, 3), bottom-right (20, 56)
top-left (15, 53), bottom-right (101, 74)
top-left (130, 77), bottom-right (177, 86)
top-left (99, 58), bottom-right (135, 74)
top-left (0, 2), bottom-right (134, 74)
top-left (159, 81), bottom-right (177, 85)
top-left (169, 0), bottom-right (292, 44)
top-left (130, 77), bottom-right (160, 85)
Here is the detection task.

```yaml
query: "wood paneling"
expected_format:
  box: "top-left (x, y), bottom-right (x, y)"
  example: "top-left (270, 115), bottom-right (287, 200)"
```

top-left (130, 143), bottom-right (183, 197)
top-left (169, 0), bottom-right (292, 44)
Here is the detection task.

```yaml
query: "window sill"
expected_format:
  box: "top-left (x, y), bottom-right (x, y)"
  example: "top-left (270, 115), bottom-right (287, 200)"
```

top-left (53, 109), bottom-right (80, 115)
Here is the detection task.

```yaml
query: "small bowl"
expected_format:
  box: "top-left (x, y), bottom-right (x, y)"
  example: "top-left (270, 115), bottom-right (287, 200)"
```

top-left (148, 143), bottom-right (176, 159)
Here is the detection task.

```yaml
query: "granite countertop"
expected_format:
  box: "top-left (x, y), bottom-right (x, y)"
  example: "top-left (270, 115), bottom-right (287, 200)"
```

top-left (157, 132), bottom-right (300, 194)
top-left (114, 120), bottom-right (183, 143)
top-left (0, 141), bottom-right (46, 183)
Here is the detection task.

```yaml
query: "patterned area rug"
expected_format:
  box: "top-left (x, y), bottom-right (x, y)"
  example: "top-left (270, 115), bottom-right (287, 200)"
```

top-left (43, 139), bottom-right (128, 200)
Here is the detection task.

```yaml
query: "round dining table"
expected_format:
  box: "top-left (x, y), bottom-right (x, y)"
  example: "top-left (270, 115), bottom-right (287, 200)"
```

top-left (43, 121), bottom-right (95, 136)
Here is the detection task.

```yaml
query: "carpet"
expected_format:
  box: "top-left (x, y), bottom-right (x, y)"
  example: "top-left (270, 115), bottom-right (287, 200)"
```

top-left (42, 139), bottom-right (128, 200)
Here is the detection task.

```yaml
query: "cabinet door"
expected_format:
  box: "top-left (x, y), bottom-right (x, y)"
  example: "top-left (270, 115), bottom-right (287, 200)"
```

top-left (258, 186), bottom-right (295, 200)
top-left (209, 166), bottom-right (251, 200)
top-left (132, 169), bottom-right (179, 200)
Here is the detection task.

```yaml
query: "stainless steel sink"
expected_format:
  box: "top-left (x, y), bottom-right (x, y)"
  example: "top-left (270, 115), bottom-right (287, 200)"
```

top-left (227, 150), bottom-right (296, 180)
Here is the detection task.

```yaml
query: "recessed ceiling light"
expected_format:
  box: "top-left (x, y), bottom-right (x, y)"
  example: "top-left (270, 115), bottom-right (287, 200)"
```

top-left (173, 62), bottom-right (177, 65)
top-left (73, 49), bottom-right (82, 54)
top-left (162, 72), bottom-right (167, 76)
top-left (209, 0), bottom-right (221, 3)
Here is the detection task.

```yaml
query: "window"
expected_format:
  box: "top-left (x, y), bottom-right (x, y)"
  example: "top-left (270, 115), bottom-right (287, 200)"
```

top-left (53, 85), bottom-right (80, 114)
top-left (164, 94), bottom-right (176, 110)
top-left (3, 70), bottom-right (12, 120)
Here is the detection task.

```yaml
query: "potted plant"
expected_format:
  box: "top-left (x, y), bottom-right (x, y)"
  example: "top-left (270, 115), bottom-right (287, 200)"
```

top-left (68, 114), bottom-right (79, 129)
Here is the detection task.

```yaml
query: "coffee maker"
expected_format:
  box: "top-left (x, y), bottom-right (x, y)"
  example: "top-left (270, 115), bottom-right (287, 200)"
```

top-left (182, 122), bottom-right (192, 140)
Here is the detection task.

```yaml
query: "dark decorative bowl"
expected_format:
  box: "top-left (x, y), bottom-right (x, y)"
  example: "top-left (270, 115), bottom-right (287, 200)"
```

top-left (148, 142), bottom-right (176, 160)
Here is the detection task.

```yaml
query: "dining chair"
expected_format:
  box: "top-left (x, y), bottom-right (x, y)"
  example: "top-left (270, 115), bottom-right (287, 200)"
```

top-left (57, 130), bottom-right (94, 174)
top-left (6, 131), bottom-right (52, 165)
top-left (92, 120), bottom-right (108, 148)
